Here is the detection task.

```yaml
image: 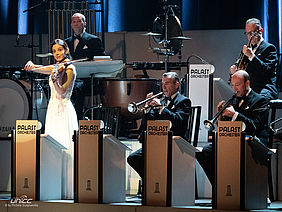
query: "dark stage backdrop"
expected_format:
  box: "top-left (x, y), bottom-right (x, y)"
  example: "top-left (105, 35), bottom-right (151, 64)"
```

top-left (0, 0), bottom-right (275, 33)
top-left (0, 0), bottom-right (281, 87)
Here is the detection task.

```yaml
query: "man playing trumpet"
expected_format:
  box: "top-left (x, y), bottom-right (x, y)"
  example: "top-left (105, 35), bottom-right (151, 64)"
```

top-left (197, 70), bottom-right (269, 185)
top-left (127, 72), bottom-right (192, 179)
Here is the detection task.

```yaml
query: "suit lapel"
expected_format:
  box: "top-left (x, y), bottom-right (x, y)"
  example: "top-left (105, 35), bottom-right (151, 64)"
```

top-left (68, 37), bottom-right (75, 55)
top-left (255, 40), bottom-right (267, 56)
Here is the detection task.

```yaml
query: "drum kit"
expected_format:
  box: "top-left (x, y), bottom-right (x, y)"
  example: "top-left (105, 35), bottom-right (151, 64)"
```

top-left (0, 71), bottom-right (48, 138)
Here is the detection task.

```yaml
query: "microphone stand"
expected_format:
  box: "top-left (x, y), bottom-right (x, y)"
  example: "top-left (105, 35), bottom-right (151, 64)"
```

top-left (23, 0), bottom-right (45, 120)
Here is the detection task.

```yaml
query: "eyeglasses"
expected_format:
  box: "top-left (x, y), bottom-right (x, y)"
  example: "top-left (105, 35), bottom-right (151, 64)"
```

top-left (244, 31), bottom-right (259, 36)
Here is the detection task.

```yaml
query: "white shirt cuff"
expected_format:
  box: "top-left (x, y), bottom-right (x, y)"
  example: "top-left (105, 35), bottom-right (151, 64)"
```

top-left (232, 112), bottom-right (239, 121)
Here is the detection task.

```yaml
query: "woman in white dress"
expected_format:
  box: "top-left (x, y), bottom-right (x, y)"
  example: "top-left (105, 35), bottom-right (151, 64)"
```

top-left (24, 39), bottom-right (78, 199)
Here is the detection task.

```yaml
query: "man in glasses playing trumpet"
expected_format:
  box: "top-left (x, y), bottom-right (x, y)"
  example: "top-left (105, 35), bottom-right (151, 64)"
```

top-left (229, 18), bottom-right (278, 102)
top-left (127, 72), bottom-right (192, 180)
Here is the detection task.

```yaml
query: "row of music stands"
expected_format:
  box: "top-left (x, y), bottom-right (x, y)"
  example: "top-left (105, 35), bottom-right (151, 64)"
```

top-left (11, 119), bottom-right (272, 209)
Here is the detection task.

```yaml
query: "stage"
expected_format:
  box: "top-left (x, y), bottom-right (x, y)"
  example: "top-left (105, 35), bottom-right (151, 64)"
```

top-left (0, 196), bottom-right (282, 212)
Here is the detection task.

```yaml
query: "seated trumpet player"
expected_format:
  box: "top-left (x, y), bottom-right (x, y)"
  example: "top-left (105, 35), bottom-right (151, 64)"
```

top-left (127, 72), bottom-right (192, 179)
top-left (197, 70), bottom-right (269, 185)
top-left (229, 18), bottom-right (278, 102)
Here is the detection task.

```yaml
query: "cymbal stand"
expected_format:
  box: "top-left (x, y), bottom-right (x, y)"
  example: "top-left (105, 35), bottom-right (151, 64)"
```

top-left (164, 5), bottom-right (169, 72)
top-left (161, 4), bottom-right (176, 72)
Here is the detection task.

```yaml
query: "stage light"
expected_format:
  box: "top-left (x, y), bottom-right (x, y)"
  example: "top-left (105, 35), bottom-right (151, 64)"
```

top-left (17, 0), bottom-right (28, 34)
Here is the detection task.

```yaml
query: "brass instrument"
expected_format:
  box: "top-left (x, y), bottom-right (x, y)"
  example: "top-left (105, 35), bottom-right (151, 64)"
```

top-left (204, 94), bottom-right (236, 131)
top-left (128, 92), bottom-right (164, 113)
top-left (236, 35), bottom-right (254, 70)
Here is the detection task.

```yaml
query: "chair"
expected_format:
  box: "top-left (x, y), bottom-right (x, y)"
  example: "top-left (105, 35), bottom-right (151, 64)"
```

top-left (84, 106), bottom-right (121, 138)
top-left (186, 106), bottom-right (202, 199)
top-left (268, 99), bottom-right (282, 201)
top-left (186, 106), bottom-right (202, 147)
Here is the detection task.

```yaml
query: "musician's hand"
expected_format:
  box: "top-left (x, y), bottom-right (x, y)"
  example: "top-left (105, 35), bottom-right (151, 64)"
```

top-left (217, 100), bottom-right (225, 112)
top-left (24, 61), bottom-right (35, 71)
top-left (222, 106), bottom-right (235, 118)
top-left (57, 64), bottom-right (65, 72)
top-left (243, 45), bottom-right (254, 59)
top-left (149, 98), bottom-right (161, 107)
top-left (144, 92), bottom-right (154, 107)
top-left (146, 92), bottom-right (153, 99)
top-left (229, 65), bottom-right (237, 75)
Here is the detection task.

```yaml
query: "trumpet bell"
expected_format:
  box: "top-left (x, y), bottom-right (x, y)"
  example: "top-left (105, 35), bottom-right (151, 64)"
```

top-left (128, 102), bottom-right (138, 114)
top-left (204, 119), bottom-right (215, 131)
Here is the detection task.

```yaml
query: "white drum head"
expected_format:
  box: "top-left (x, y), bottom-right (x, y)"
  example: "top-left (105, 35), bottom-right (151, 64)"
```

top-left (0, 79), bottom-right (30, 138)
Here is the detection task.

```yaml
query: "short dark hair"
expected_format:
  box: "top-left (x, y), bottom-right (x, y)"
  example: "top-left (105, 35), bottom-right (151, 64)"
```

top-left (163, 72), bottom-right (180, 83)
top-left (246, 18), bottom-right (262, 31)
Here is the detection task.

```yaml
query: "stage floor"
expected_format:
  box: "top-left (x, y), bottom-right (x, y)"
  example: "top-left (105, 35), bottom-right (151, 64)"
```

top-left (1, 194), bottom-right (282, 212)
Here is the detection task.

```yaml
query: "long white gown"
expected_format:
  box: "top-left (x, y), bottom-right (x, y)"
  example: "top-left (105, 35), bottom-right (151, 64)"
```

top-left (44, 65), bottom-right (78, 199)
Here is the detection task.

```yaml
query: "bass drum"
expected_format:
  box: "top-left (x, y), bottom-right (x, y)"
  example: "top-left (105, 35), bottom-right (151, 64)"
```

top-left (100, 78), bottom-right (161, 120)
top-left (0, 78), bottom-right (48, 138)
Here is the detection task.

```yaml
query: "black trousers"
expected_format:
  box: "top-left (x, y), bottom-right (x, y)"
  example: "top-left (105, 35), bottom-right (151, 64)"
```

top-left (127, 148), bottom-right (144, 179)
top-left (196, 143), bottom-right (214, 186)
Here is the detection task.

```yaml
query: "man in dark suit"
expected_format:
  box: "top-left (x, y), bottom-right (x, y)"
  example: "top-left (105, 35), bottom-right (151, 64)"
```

top-left (230, 18), bottom-right (278, 101)
top-left (65, 13), bottom-right (105, 120)
top-left (197, 70), bottom-right (269, 185)
top-left (127, 72), bottom-right (192, 179)
top-left (65, 13), bottom-right (105, 60)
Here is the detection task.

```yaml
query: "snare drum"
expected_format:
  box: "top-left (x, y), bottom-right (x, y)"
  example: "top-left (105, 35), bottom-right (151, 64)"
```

top-left (0, 78), bottom-right (48, 138)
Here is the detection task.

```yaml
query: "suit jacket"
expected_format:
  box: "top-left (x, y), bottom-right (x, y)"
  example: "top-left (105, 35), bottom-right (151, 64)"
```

top-left (140, 92), bottom-right (191, 140)
top-left (224, 90), bottom-right (269, 145)
top-left (246, 40), bottom-right (278, 100)
top-left (65, 32), bottom-right (105, 60)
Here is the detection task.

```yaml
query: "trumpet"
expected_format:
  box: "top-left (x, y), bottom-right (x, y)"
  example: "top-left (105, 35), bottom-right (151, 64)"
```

top-left (128, 92), bottom-right (164, 114)
top-left (237, 35), bottom-right (254, 70)
top-left (204, 94), bottom-right (236, 131)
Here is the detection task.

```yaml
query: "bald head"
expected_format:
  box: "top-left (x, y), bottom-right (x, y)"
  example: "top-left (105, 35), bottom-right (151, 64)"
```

top-left (231, 70), bottom-right (250, 97)
top-left (232, 70), bottom-right (250, 82)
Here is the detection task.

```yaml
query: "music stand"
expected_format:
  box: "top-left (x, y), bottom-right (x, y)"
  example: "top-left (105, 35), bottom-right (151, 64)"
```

top-left (74, 60), bottom-right (124, 119)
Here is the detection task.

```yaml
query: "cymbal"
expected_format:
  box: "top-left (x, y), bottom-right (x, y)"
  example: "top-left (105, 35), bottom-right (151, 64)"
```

top-left (169, 36), bottom-right (192, 40)
top-left (141, 32), bottom-right (162, 36)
